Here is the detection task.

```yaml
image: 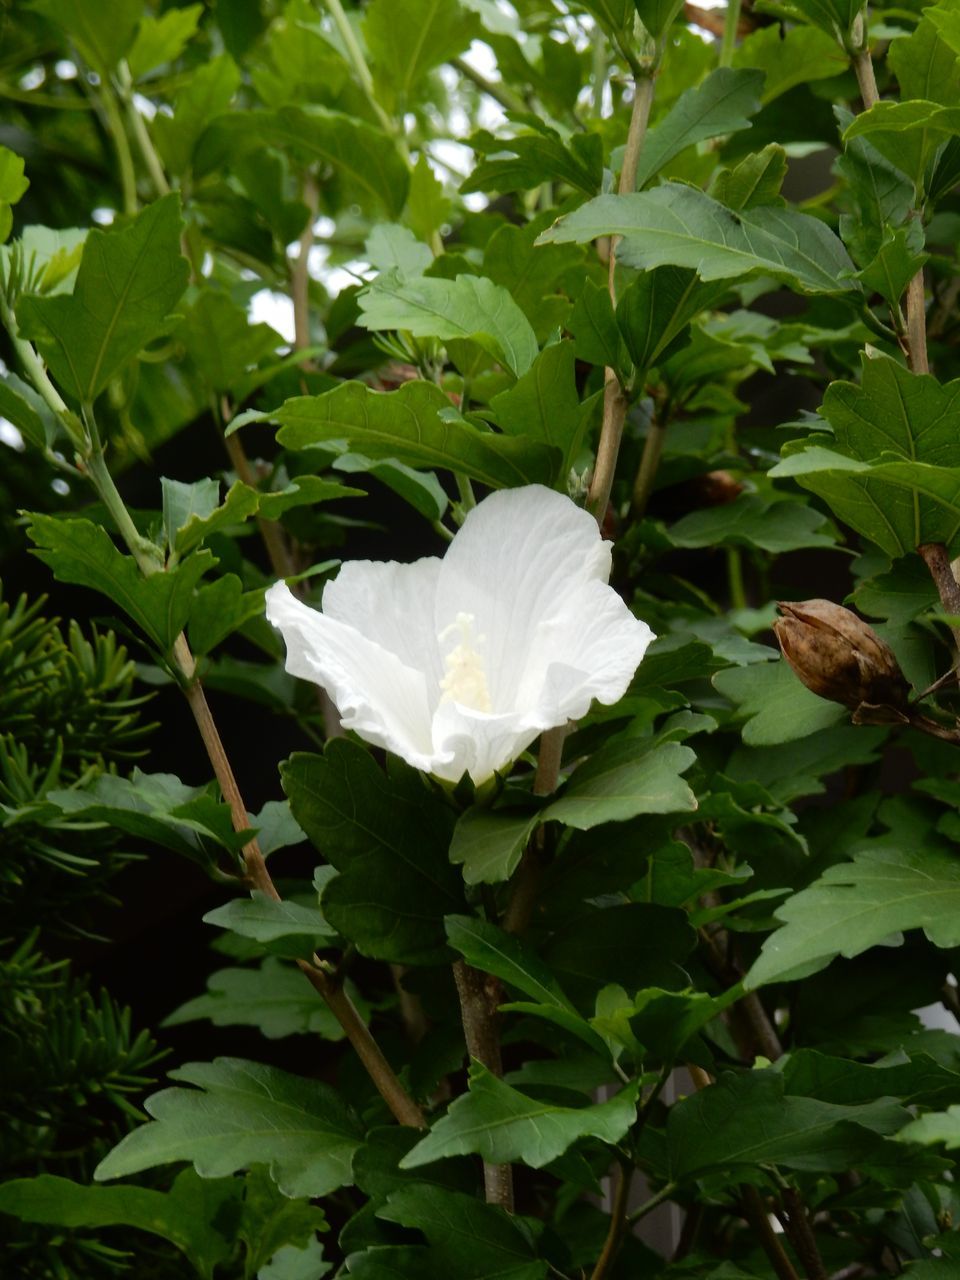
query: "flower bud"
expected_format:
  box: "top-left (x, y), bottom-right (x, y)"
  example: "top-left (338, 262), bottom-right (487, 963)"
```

top-left (773, 599), bottom-right (910, 714)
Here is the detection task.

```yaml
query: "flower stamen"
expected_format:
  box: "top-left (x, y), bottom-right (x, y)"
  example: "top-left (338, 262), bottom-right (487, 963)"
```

top-left (439, 612), bottom-right (491, 712)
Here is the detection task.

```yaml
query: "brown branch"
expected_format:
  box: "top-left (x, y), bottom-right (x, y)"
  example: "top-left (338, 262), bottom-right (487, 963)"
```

top-left (741, 1186), bottom-right (801, 1280)
top-left (780, 1184), bottom-right (828, 1280)
top-left (918, 542), bottom-right (960, 658)
top-left (906, 267), bottom-right (929, 374)
top-left (453, 959), bottom-right (513, 1210)
top-left (589, 1162), bottom-right (634, 1280)
top-left (291, 172), bottom-right (319, 380)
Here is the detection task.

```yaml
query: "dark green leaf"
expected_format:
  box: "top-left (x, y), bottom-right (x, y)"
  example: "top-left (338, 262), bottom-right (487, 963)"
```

top-left (31, 0), bottom-right (141, 72)
top-left (444, 915), bottom-right (576, 1011)
top-left (714, 659), bottom-right (846, 746)
top-left (203, 892), bottom-right (337, 948)
top-left (616, 267), bottom-right (730, 373)
top-left (712, 143), bottom-right (788, 209)
top-left (488, 342), bottom-right (584, 469)
top-left (668, 494), bottom-right (837, 553)
top-left (165, 958), bottom-right (347, 1039)
top-left (543, 739), bottom-right (697, 830)
top-left (17, 194), bottom-right (189, 402)
top-left (281, 743), bottom-right (463, 965)
top-left (95, 1058), bottom-right (363, 1196)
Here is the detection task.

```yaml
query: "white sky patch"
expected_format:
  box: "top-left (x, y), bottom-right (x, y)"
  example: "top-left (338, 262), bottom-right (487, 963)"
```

top-left (249, 290), bottom-right (296, 343)
top-left (51, 477), bottom-right (70, 495)
top-left (0, 419), bottom-right (25, 451)
top-left (133, 92), bottom-right (157, 120)
top-left (92, 207), bottom-right (115, 225)
top-left (55, 59), bottom-right (78, 79)
top-left (19, 66), bottom-right (45, 91)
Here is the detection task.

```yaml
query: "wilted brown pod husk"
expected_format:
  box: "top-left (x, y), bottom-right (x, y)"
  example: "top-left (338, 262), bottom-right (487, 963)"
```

top-left (774, 599), bottom-right (911, 713)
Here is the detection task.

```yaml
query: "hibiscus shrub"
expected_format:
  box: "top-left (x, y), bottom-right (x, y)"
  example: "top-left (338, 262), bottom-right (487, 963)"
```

top-left (2, 0), bottom-right (960, 1277)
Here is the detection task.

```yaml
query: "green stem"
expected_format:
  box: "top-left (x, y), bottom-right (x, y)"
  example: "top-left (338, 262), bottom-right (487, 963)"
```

top-left (626, 1180), bottom-right (678, 1225)
top-left (455, 472), bottom-right (476, 511)
top-left (727, 546), bottom-right (747, 610)
top-left (451, 55), bottom-right (526, 114)
top-left (0, 292), bottom-right (86, 448)
top-left (117, 62), bottom-right (171, 197)
top-left (629, 409), bottom-right (666, 518)
top-left (322, 0), bottom-right (396, 136)
top-left (720, 0), bottom-right (742, 68)
top-left (81, 405), bottom-right (163, 575)
top-left (98, 80), bottom-right (138, 215)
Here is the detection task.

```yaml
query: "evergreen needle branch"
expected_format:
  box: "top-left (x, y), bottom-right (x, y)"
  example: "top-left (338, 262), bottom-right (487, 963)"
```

top-left (453, 960), bottom-right (514, 1210)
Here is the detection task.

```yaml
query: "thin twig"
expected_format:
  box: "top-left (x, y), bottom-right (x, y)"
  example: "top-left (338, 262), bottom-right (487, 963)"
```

top-left (450, 55), bottom-right (527, 114)
top-left (589, 1162), bottom-right (634, 1280)
top-left (741, 1185), bottom-right (801, 1280)
top-left (906, 268), bottom-right (929, 374)
top-left (453, 960), bottom-right (513, 1210)
top-left (291, 172), bottom-right (319, 379)
top-left (780, 1184), bottom-right (828, 1280)
top-left (918, 543), bottom-right (960, 658)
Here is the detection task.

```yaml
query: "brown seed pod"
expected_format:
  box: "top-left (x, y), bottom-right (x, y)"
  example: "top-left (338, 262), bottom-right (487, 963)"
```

top-left (773, 599), bottom-right (910, 712)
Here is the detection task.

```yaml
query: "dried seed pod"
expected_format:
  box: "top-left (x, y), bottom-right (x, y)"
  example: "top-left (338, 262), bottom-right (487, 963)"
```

top-left (774, 599), bottom-right (910, 712)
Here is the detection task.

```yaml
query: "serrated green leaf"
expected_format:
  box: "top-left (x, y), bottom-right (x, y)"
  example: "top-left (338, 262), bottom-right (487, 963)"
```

top-left (17, 194), bottom-right (189, 402)
top-left (155, 55), bottom-right (241, 174)
top-left (189, 575), bottom-right (265, 655)
top-left (712, 143), bottom-right (788, 209)
top-left (0, 1170), bottom-right (239, 1280)
top-left (448, 804), bottom-right (540, 885)
top-left (358, 272), bottom-right (538, 377)
top-left (27, 514), bottom-right (211, 652)
top-left (178, 291), bottom-right (284, 393)
top-left (635, 68), bottom-right (763, 189)
top-left (747, 839), bottom-right (960, 987)
top-left (400, 1063), bottom-right (639, 1169)
top-left (281, 742), bottom-right (464, 965)
top-left (204, 892), bottom-right (337, 948)
top-left (444, 915), bottom-right (575, 1011)
top-left (843, 101), bottom-right (960, 188)
top-left (95, 1058), bottom-right (363, 1196)
top-left (162, 477), bottom-right (221, 552)
top-left (616, 267), bottom-right (730, 373)
top-left (128, 4), bottom-right (203, 79)
top-left (543, 738), bottom-right (697, 830)
top-left (668, 494), bottom-right (836, 552)
top-left (267, 381), bottom-right (560, 490)
top-left (732, 25), bottom-right (842, 104)
top-left (30, 0), bottom-right (141, 72)
top-left (714, 658), bottom-right (846, 746)
top-left (239, 1166), bottom-right (328, 1278)
top-left (0, 145), bottom-right (29, 244)
top-left (165, 957), bottom-right (347, 1039)
top-left (488, 342), bottom-right (583, 469)
top-left (538, 182), bottom-right (858, 295)
top-left (462, 127), bottom-right (603, 198)
top-left (771, 0), bottom-right (862, 40)
top-left (897, 1107), bottom-right (960, 1149)
top-left (365, 0), bottom-right (482, 110)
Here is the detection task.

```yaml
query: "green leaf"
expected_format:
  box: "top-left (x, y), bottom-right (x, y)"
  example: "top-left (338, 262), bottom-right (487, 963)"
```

top-left (400, 1063), bottom-right (639, 1169)
top-left (444, 915), bottom-right (576, 1012)
top-left (17, 194), bottom-right (189, 402)
top-left (782, 1048), bottom-right (960, 1109)
top-left (462, 126), bottom-right (603, 198)
top-left (667, 1069), bottom-right (911, 1180)
top-left (30, 0), bottom-right (141, 72)
top-left (897, 1107), bottom-right (960, 1149)
top-left (668, 494), bottom-right (836, 553)
top-left (268, 381), bottom-right (561, 490)
top-left (538, 183), bottom-right (859, 295)
top-left (632, 0), bottom-right (685, 40)
top-left (449, 804), bottom-right (541, 886)
top-left (260, 1238), bottom-right (330, 1280)
top-left (857, 224), bottom-right (928, 308)
top-left (713, 659), bottom-right (846, 746)
top-left (843, 101), bottom-right (960, 189)
top-left (374, 1185), bottom-right (546, 1280)
top-left (0, 371), bottom-right (57, 447)
top-left (481, 223), bottom-right (585, 342)
top-left (888, 14), bottom-right (960, 108)
top-left (540, 903), bottom-right (696, 1008)
top-left (835, 111), bottom-right (914, 266)
top-left (27, 515), bottom-right (211, 652)
top-left (188, 575), bottom-right (265, 655)
top-left (239, 1166), bottom-right (329, 1278)
top-left (172, 481), bottom-right (262, 556)
top-left (281, 742), bottom-right (464, 966)
top-left (203, 892), bottom-right (337, 950)
top-left (488, 342), bottom-right (584, 469)
top-left (0, 1170), bottom-right (239, 1280)
top-left (0, 145), bottom-right (29, 244)
top-left (365, 224), bottom-right (434, 278)
top-left (358, 272), bottom-right (538, 377)
top-left (543, 739), bottom-right (697, 830)
top-left (732, 25), bottom-right (843, 104)
top-left (772, 0), bottom-right (862, 41)
top-left (774, 353), bottom-right (960, 558)
top-left (635, 68), bottom-right (763, 189)
top-left (616, 267), bottom-right (729, 373)
top-left (747, 839), bottom-right (960, 988)
top-left (127, 4), bottom-right (203, 79)
top-left (162, 477), bottom-right (221, 552)
top-left (198, 109), bottom-right (409, 217)
top-left (179, 291), bottom-right (284, 393)
top-left (95, 1058), bottom-right (364, 1197)
top-left (155, 55), bottom-right (241, 175)
top-left (364, 0), bottom-right (482, 109)
top-left (165, 957), bottom-right (347, 1039)
top-left (712, 143), bottom-right (788, 209)
top-left (571, 0), bottom-right (633, 39)
top-left (569, 277), bottom-right (625, 369)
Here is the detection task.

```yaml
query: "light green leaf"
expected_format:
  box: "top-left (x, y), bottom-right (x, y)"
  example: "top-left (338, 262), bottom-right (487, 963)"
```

top-left (635, 68), bottom-right (764, 189)
top-left (897, 1107), bottom-right (960, 1149)
top-left (17, 193), bottom-right (189, 402)
top-left (203, 892), bottom-right (337, 948)
top-left (538, 182), bottom-right (858, 295)
top-left (711, 143), bottom-right (788, 209)
top-left (632, 0), bottom-right (685, 39)
top-left (843, 101), bottom-right (960, 188)
top-left (128, 4), bottom-right (203, 79)
top-left (771, 0), bottom-right (862, 40)
top-left (400, 1063), bottom-right (639, 1169)
top-left (95, 1058), bottom-right (364, 1197)
top-left (359, 272), bottom-right (538, 377)
top-left (543, 739), bottom-right (697, 830)
top-left (172, 481), bottom-right (262, 556)
top-left (162, 477), bottom-right (221, 552)
top-left (713, 658), bottom-right (846, 746)
top-left (0, 145), bottom-right (29, 244)
top-left (239, 1166), bottom-right (329, 1279)
top-left (27, 514), bottom-right (211, 652)
top-left (449, 804), bottom-right (541, 885)
top-left (189, 575), bottom-right (265, 655)
top-left (888, 14), bottom-right (960, 108)
top-left (155, 55), bottom-right (241, 175)
top-left (165, 958), bottom-right (347, 1039)
top-left (365, 224), bottom-right (433, 277)
top-left (0, 1170), bottom-right (239, 1280)
top-left (732, 25), bottom-right (842, 103)
top-left (747, 840), bottom-right (960, 988)
top-left (0, 372), bottom-right (57, 448)
top-left (668, 494), bottom-right (836, 552)
top-left (260, 1238), bottom-right (331, 1280)
top-left (364, 0), bottom-right (482, 109)
top-left (267, 380), bottom-right (561, 490)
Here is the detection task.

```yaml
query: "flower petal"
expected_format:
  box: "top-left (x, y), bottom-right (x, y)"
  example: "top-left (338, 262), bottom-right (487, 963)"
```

top-left (430, 699), bottom-right (541, 785)
top-left (434, 485), bottom-right (612, 712)
top-left (322, 556), bottom-right (444, 693)
top-left (265, 582), bottom-right (443, 771)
